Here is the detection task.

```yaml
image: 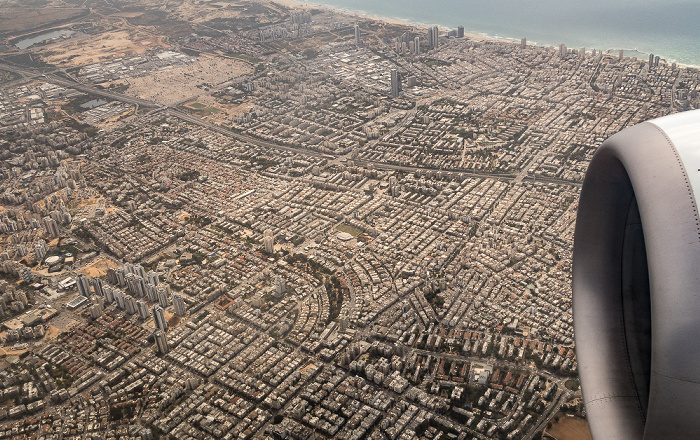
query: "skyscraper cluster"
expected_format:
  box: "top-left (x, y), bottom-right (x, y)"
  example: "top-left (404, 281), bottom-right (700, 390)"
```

top-left (68, 264), bottom-right (178, 326)
top-left (43, 216), bottom-right (59, 238)
top-left (649, 53), bottom-right (660, 68)
top-left (427, 26), bottom-right (439, 50)
top-left (389, 176), bottom-right (399, 197)
top-left (76, 274), bottom-right (91, 298)
top-left (559, 43), bottom-right (567, 58)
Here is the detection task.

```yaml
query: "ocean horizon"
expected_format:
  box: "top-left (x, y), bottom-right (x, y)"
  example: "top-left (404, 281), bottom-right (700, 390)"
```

top-left (297, 0), bottom-right (700, 67)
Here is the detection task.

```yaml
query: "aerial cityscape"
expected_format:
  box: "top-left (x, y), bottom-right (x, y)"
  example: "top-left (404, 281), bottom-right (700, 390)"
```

top-left (0, 0), bottom-right (698, 439)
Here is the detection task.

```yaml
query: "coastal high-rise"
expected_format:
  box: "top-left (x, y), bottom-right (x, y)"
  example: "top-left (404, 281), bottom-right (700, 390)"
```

top-left (457, 25), bottom-right (464, 38)
top-left (354, 24), bottom-right (360, 46)
top-left (390, 69), bottom-right (401, 98)
top-left (559, 43), bottom-right (567, 58)
top-left (432, 26), bottom-right (439, 49)
top-left (521, 38), bottom-right (526, 49)
top-left (414, 36), bottom-right (420, 55)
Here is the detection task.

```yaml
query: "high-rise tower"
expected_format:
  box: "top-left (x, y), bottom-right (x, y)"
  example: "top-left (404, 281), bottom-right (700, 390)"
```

top-left (152, 305), bottom-right (168, 332)
top-left (264, 229), bottom-right (274, 254)
top-left (154, 330), bottom-right (169, 354)
top-left (172, 293), bottom-right (187, 316)
top-left (390, 69), bottom-right (401, 98)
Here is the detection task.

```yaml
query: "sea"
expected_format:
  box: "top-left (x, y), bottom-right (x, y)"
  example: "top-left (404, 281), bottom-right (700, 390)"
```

top-left (299, 0), bottom-right (700, 67)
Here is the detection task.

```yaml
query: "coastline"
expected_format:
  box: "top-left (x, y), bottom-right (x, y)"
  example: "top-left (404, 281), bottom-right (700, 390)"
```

top-left (271, 0), bottom-right (505, 44)
top-left (271, 0), bottom-right (699, 69)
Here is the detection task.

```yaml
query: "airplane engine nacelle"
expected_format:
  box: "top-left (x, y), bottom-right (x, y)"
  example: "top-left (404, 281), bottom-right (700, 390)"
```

top-left (573, 109), bottom-right (700, 439)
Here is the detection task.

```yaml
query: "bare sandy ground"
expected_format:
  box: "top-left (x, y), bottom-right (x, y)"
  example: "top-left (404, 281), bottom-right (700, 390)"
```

top-left (39, 29), bottom-right (164, 68)
top-left (547, 415), bottom-right (592, 440)
top-left (115, 55), bottom-right (254, 105)
top-left (75, 196), bottom-right (103, 209)
top-left (79, 257), bottom-right (120, 278)
top-left (0, 7), bottom-right (85, 35)
top-left (172, 0), bottom-right (288, 24)
top-left (44, 325), bottom-right (62, 341)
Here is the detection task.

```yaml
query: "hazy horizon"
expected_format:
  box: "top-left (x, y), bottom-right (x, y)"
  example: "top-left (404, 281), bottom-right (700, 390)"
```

top-left (301, 0), bottom-right (700, 66)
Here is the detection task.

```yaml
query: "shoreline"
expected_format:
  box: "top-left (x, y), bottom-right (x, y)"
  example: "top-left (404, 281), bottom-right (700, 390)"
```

top-left (271, 0), bottom-right (700, 69)
top-left (272, 0), bottom-right (505, 44)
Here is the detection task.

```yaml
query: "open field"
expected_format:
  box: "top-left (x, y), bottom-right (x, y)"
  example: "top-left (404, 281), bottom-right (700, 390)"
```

top-left (115, 55), bottom-right (253, 105)
top-left (0, 347), bottom-right (28, 357)
top-left (38, 29), bottom-right (164, 67)
top-left (546, 415), bottom-right (592, 440)
top-left (336, 224), bottom-right (364, 237)
top-left (173, 0), bottom-right (287, 26)
top-left (564, 379), bottom-right (580, 391)
top-left (185, 93), bottom-right (258, 124)
top-left (0, 69), bottom-right (19, 83)
top-left (74, 196), bottom-right (104, 209)
top-left (0, 7), bottom-right (87, 35)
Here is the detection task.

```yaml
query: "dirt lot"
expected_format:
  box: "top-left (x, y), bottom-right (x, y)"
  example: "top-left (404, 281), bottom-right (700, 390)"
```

top-left (75, 196), bottom-right (103, 209)
top-left (114, 55), bottom-right (253, 105)
top-left (38, 29), bottom-right (165, 67)
top-left (44, 325), bottom-right (62, 340)
top-left (546, 415), bottom-right (592, 440)
top-left (0, 347), bottom-right (28, 357)
top-left (79, 257), bottom-right (120, 278)
top-left (195, 94), bottom-right (262, 123)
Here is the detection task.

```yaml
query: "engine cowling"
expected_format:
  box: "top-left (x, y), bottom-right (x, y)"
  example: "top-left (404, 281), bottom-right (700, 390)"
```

top-left (573, 109), bottom-right (700, 439)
